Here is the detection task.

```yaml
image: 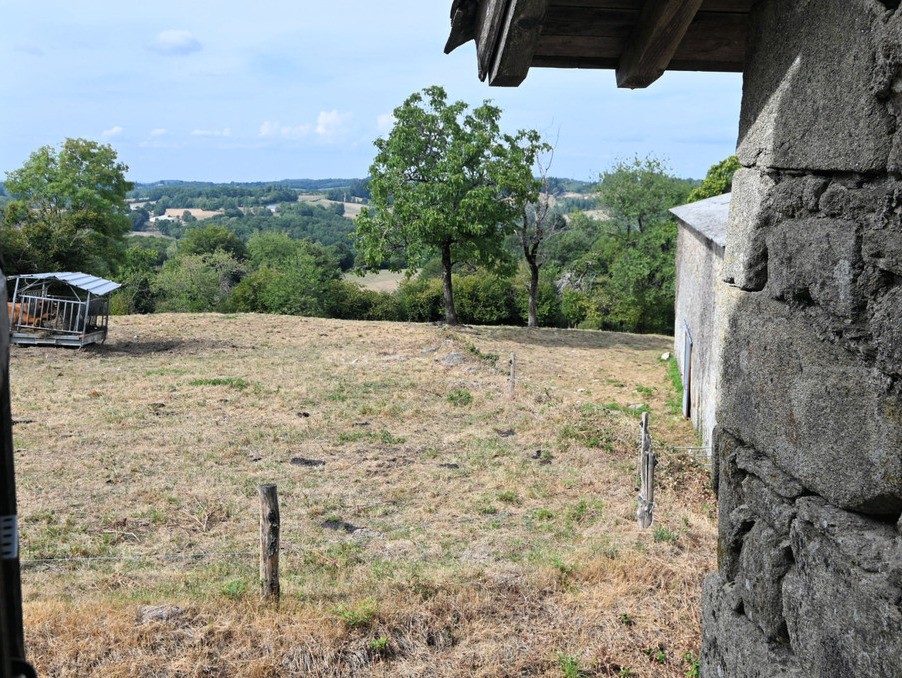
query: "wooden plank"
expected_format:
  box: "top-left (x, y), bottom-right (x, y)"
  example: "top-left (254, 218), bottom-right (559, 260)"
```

top-left (475, 0), bottom-right (511, 82)
top-left (541, 7), bottom-right (636, 38)
top-left (488, 0), bottom-right (552, 86)
top-left (672, 12), bottom-right (747, 65)
top-left (534, 12), bottom-right (746, 72)
top-left (533, 53), bottom-right (742, 72)
top-left (535, 34), bottom-right (628, 59)
top-left (616, 0), bottom-right (705, 88)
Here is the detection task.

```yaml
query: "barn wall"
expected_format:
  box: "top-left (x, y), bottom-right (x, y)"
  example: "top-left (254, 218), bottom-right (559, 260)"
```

top-left (673, 224), bottom-right (724, 449)
top-left (702, 1), bottom-right (902, 675)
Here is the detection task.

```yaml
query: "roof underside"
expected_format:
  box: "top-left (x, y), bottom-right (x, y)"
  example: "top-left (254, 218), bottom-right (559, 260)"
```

top-left (461, 0), bottom-right (753, 88)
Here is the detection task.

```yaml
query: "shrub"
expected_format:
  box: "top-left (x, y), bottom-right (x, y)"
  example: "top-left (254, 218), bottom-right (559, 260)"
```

top-left (454, 271), bottom-right (518, 325)
top-left (397, 276), bottom-right (443, 322)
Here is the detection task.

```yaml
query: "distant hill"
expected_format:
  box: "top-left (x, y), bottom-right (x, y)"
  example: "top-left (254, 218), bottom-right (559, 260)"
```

top-left (130, 178), bottom-right (359, 197)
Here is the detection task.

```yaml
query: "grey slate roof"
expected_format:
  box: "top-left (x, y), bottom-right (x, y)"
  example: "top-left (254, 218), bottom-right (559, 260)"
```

top-left (670, 192), bottom-right (731, 248)
top-left (19, 272), bottom-right (121, 296)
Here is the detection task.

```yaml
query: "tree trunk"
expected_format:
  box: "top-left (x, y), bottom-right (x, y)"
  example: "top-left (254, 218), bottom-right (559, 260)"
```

top-left (526, 255), bottom-right (540, 328)
top-left (441, 243), bottom-right (458, 325)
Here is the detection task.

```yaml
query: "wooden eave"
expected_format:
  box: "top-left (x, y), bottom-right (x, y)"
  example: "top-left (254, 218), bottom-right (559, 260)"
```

top-left (467, 0), bottom-right (753, 88)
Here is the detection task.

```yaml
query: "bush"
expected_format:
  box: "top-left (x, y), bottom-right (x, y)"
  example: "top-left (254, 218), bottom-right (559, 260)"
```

top-left (324, 280), bottom-right (404, 321)
top-left (397, 276), bottom-right (444, 322)
top-left (453, 271), bottom-right (518, 325)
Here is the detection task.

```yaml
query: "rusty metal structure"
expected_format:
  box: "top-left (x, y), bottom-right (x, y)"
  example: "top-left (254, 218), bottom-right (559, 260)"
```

top-left (8, 273), bottom-right (121, 348)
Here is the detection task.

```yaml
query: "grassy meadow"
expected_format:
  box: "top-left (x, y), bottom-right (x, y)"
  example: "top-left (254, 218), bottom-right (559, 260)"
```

top-left (9, 314), bottom-right (714, 677)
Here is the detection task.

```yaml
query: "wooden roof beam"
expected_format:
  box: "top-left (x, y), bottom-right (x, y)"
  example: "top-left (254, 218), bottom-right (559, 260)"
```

top-left (476, 0), bottom-right (551, 87)
top-left (615, 0), bottom-right (704, 89)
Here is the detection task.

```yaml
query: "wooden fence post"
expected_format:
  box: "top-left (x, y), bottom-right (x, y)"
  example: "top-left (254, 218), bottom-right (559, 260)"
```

top-left (258, 484), bottom-right (280, 602)
top-left (508, 352), bottom-right (516, 398)
top-left (636, 412), bottom-right (656, 529)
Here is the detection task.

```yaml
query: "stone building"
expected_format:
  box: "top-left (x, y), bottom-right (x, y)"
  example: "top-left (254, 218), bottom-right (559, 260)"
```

top-left (671, 192), bottom-right (731, 451)
top-left (449, 2), bottom-right (902, 675)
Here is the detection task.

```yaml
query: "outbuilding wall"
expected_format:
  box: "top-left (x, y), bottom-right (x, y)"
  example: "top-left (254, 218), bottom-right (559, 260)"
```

top-left (673, 223), bottom-right (724, 450)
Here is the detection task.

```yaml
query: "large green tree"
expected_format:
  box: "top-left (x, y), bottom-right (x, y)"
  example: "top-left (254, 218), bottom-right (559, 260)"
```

top-left (687, 155), bottom-right (741, 202)
top-left (354, 86), bottom-right (546, 325)
top-left (596, 155), bottom-right (692, 236)
top-left (1, 138), bottom-right (133, 276)
top-left (560, 156), bottom-right (692, 333)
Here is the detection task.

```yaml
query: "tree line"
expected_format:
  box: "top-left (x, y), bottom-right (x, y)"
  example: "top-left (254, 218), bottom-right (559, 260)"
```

top-left (1, 89), bottom-right (738, 335)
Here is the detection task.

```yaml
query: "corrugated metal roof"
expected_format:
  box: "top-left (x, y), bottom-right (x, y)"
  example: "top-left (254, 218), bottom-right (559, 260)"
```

top-left (670, 193), bottom-right (731, 249)
top-left (18, 272), bottom-right (121, 296)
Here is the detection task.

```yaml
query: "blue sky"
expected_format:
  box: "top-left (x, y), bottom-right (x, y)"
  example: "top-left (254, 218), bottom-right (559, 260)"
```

top-left (1, 1), bottom-right (743, 184)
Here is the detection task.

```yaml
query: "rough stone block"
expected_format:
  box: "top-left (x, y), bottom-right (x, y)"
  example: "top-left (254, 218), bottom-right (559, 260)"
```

top-left (702, 573), bottom-right (804, 678)
top-left (719, 295), bottom-right (902, 514)
top-left (713, 432), bottom-right (753, 580)
top-left (735, 447), bottom-right (805, 499)
top-left (741, 475), bottom-right (796, 535)
top-left (737, 522), bottom-right (793, 641)
top-left (795, 497), bottom-right (901, 574)
top-left (864, 226), bottom-right (902, 278)
top-left (722, 169), bottom-right (776, 290)
top-left (869, 284), bottom-right (902, 376)
top-left (766, 217), bottom-right (863, 319)
top-left (783, 500), bottom-right (902, 677)
top-left (738, 0), bottom-right (892, 172)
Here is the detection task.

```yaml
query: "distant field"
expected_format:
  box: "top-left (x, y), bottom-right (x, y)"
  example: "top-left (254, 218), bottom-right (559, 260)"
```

top-left (347, 269), bottom-right (406, 292)
top-left (298, 192), bottom-right (363, 220)
top-left (11, 314), bottom-right (712, 677)
top-left (162, 207), bottom-right (222, 221)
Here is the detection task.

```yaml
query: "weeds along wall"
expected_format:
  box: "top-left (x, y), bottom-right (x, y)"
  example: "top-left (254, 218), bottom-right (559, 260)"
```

top-left (702, 2), bottom-right (902, 675)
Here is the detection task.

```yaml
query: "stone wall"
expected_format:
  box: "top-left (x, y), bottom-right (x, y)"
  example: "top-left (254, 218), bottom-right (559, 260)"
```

top-left (702, 1), bottom-right (902, 675)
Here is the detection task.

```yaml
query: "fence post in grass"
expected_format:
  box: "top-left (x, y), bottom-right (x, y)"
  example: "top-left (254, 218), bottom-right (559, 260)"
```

top-left (509, 352), bottom-right (516, 398)
top-left (258, 484), bottom-right (280, 603)
top-left (636, 412), bottom-right (655, 529)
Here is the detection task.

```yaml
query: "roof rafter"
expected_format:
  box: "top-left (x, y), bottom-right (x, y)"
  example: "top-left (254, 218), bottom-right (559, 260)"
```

top-left (615, 0), bottom-right (705, 89)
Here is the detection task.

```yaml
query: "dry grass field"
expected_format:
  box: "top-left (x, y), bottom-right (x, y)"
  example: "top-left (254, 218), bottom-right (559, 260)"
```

top-left (348, 270), bottom-right (407, 293)
top-left (162, 208), bottom-right (223, 221)
top-left (9, 314), bottom-right (714, 677)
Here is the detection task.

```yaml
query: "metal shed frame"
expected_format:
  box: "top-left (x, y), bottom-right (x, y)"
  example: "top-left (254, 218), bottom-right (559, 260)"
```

top-left (7, 272), bottom-right (121, 348)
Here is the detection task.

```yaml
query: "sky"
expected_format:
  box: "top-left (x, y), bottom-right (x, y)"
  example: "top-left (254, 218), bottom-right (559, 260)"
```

top-left (0, 1), bottom-right (743, 185)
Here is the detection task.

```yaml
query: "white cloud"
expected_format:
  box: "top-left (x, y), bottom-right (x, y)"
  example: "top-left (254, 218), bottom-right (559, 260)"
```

top-left (150, 128), bottom-right (168, 137)
top-left (191, 128), bottom-right (231, 137)
top-left (315, 110), bottom-right (351, 140)
top-left (101, 126), bottom-right (123, 138)
top-left (258, 120), bottom-right (313, 140)
top-left (148, 30), bottom-right (202, 56)
top-left (376, 113), bottom-right (395, 134)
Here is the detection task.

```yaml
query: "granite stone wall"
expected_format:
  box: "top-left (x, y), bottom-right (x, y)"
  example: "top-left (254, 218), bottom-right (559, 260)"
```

top-left (702, 1), bottom-right (902, 675)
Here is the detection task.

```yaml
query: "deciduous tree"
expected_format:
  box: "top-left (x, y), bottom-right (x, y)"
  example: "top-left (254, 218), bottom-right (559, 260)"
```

top-left (1, 138), bottom-right (133, 275)
top-left (687, 155), bottom-right (741, 202)
top-left (354, 86), bottom-right (547, 325)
